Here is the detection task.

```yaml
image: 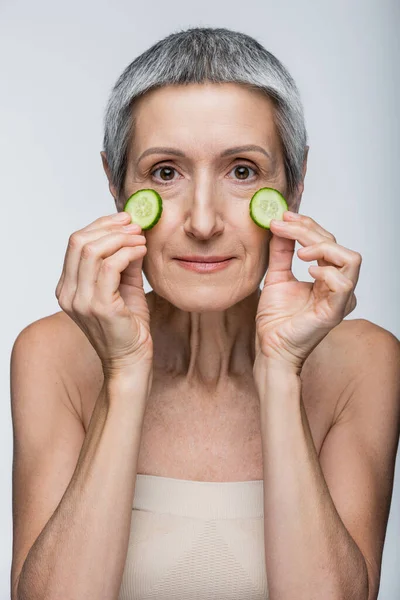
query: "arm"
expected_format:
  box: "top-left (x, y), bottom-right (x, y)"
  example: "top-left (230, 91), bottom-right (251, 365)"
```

top-left (11, 320), bottom-right (152, 600)
top-left (253, 321), bottom-right (400, 600)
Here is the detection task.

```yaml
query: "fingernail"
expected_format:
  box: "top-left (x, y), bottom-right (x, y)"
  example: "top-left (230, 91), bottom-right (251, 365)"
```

top-left (123, 223), bottom-right (140, 232)
top-left (113, 212), bottom-right (129, 221)
top-left (286, 211), bottom-right (302, 219)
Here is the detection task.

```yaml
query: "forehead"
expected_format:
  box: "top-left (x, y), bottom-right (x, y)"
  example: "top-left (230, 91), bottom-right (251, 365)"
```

top-left (129, 82), bottom-right (280, 157)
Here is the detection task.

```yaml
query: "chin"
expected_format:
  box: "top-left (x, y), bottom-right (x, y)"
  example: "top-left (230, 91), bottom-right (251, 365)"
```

top-left (160, 285), bottom-right (255, 312)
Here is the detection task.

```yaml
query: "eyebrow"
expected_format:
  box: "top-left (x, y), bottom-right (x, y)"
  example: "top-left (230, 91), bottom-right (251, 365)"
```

top-left (136, 144), bottom-right (271, 165)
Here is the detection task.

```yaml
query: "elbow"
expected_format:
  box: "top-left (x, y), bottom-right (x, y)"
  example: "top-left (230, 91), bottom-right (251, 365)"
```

top-left (353, 554), bottom-right (378, 600)
top-left (363, 555), bottom-right (380, 600)
top-left (335, 551), bottom-right (373, 600)
top-left (11, 572), bottom-right (22, 600)
top-left (11, 570), bottom-right (21, 600)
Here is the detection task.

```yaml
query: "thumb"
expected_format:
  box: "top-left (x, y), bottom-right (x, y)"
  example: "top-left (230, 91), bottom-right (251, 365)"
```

top-left (120, 251), bottom-right (150, 326)
top-left (263, 231), bottom-right (297, 286)
top-left (120, 246), bottom-right (147, 290)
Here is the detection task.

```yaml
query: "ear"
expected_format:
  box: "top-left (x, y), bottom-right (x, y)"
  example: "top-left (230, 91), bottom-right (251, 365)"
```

top-left (290, 145), bottom-right (309, 213)
top-left (302, 145), bottom-right (309, 180)
top-left (100, 151), bottom-right (118, 202)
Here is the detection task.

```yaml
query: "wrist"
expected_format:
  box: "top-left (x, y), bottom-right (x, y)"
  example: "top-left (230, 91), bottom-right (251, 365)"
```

top-left (103, 361), bottom-right (153, 388)
top-left (253, 363), bottom-right (302, 404)
top-left (253, 357), bottom-right (302, 399)
top-left (253, 354), bottom-right (302, 380)
top-left (103, 367), bottom-right (153, 407)
top-left (102, 353), bottom-right (153, 380)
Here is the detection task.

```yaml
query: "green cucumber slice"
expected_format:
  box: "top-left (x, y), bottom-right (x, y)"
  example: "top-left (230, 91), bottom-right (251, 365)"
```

top-left (123, 188), bottom-right (163, 230)
top-left (249, 187), bottom-right (288, 229)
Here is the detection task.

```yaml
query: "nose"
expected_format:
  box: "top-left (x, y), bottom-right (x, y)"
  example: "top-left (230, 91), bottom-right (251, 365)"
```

top-left (183, 179), bottom-right (225, 240)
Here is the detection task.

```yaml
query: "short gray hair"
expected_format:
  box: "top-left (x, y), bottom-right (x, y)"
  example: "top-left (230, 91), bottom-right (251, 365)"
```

top-left (103, 27), bottom-right (308, 207)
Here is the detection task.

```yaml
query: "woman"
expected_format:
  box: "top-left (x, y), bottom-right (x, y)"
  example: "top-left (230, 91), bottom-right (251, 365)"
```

top-left (11, 27), bottom-right (400, 600)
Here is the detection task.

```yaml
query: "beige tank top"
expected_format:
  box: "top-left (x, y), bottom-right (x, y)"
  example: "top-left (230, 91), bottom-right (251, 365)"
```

top-left (118, 474), bottom-right (268, 599)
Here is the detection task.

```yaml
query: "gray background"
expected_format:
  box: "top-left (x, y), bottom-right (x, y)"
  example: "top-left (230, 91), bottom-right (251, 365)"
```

top-left (1, 0), bottom-right (399, 597)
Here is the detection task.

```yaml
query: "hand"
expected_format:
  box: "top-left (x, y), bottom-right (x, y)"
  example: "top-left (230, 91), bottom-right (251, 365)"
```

top-left (254, 211), bottom-right (362, 375)
top-left (55, 211), bottom-right (153, 378)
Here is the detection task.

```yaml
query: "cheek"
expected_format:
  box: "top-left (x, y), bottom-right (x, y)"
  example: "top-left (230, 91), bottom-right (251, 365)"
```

top-left (240, 230), bottom-right (270, 273)
top-left (253, 231), bottom-right (271, 273)
top-left (244, 226), bottom-right (270, 253)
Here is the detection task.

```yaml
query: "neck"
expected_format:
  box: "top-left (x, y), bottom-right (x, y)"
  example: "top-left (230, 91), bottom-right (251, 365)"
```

top-left (146, 288), bottom-right (261, 391)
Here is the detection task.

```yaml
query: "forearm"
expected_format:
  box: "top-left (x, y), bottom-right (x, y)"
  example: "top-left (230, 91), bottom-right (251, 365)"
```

top-left (17, 371), bottom-right (152, 600)
top-left (254, 361), bottom-right (369, 600)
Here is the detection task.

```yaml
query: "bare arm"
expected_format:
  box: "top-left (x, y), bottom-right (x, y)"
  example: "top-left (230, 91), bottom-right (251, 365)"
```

top-left (11, 321), bottom-right (152, 600)
top-left (253, 322), bottom-right (400, 600)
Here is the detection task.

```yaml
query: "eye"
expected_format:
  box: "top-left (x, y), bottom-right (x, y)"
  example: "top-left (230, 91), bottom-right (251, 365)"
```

top-left (228, 164), bottom-right (258, 182)
top-left (150, 165), bottom-right (180, 184)
top-left (150, 162), bottom-right (259, 185)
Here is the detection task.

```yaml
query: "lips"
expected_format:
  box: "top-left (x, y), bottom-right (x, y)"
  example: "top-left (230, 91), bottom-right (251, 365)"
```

top-left (174, 258), bottom-right (235, 272)
top-left (174, 256), bottom-right (233, 263)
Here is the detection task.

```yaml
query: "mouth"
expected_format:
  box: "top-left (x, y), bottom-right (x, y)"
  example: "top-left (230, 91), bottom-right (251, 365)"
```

top-left (173, 257), bottom-right (235, 272)
top-left (174, 256), bottom-right (234, 263)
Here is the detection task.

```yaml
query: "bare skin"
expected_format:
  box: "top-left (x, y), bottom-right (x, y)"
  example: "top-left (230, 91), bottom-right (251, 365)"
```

top-left (11, 83), bottom-right (400, 600)
top-left (65, 81), bottom-right (359, 481)
top-left (48, 304), bottom-right (350, 483)
top-left (101, 81), bottom-right (303, 389)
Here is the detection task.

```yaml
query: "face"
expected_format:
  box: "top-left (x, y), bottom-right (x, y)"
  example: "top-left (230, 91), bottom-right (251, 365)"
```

top-left (109, 82), bottom-right (301, 312)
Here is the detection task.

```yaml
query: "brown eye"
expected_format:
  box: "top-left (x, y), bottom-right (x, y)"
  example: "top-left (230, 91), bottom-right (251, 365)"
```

top-left (151, 166), bottom-right (178, 183)
top-left (158, 167), bottom-right (175, 181)
top-left (230, 165), bottom-right (257, 181)
top-left (236, 166), bottom-right (249, 179)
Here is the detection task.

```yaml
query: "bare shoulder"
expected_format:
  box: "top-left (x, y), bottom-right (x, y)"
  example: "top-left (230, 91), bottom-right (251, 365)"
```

top-left (314, 319), bottom-right (400, 595)
top-left (325, 318), bottom-right (400, 379)
top-left (303, 318), bottom-right (400, 419)
top-left (16, 310), bottom-right (104, 426)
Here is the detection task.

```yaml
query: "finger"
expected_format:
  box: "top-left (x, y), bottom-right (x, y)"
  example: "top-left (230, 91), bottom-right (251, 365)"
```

top-left (85, 211), bottom-right (131, 231)
top-left (75, 231), bottom-right (146, 305)
top-left (55, 213), bottom-right (134, 299)
top-left (58, 222), bottom-right (142, 305)
top-left (55, 268), bottom-right (65, 299)
top-left (283, 211), bottom-right (337, 242)
top-left (56, 238), bottom-right (73, 297)
top-left (264, 231), bottom-right (297, 285)
top-left (347, 293), bottom-right (357, 316)
top-left (96, 245), bottom-right (147, 304)
top-left (270, 219), bottom-right (329, 249)
top-left (298, 241), bottom-right (362, 287)
top-left (308, 265), bottom-right (354, 316)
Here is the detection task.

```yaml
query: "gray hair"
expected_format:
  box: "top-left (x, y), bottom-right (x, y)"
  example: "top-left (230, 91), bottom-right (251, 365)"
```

top-left (102, 27), bottom-right (308, 207)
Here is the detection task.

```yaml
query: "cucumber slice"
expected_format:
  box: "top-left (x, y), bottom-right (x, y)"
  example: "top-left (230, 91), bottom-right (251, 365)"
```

top-left (249, 187), bottom-right (288, 229)
top-left (123, 188), bottom-right (163, 230)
